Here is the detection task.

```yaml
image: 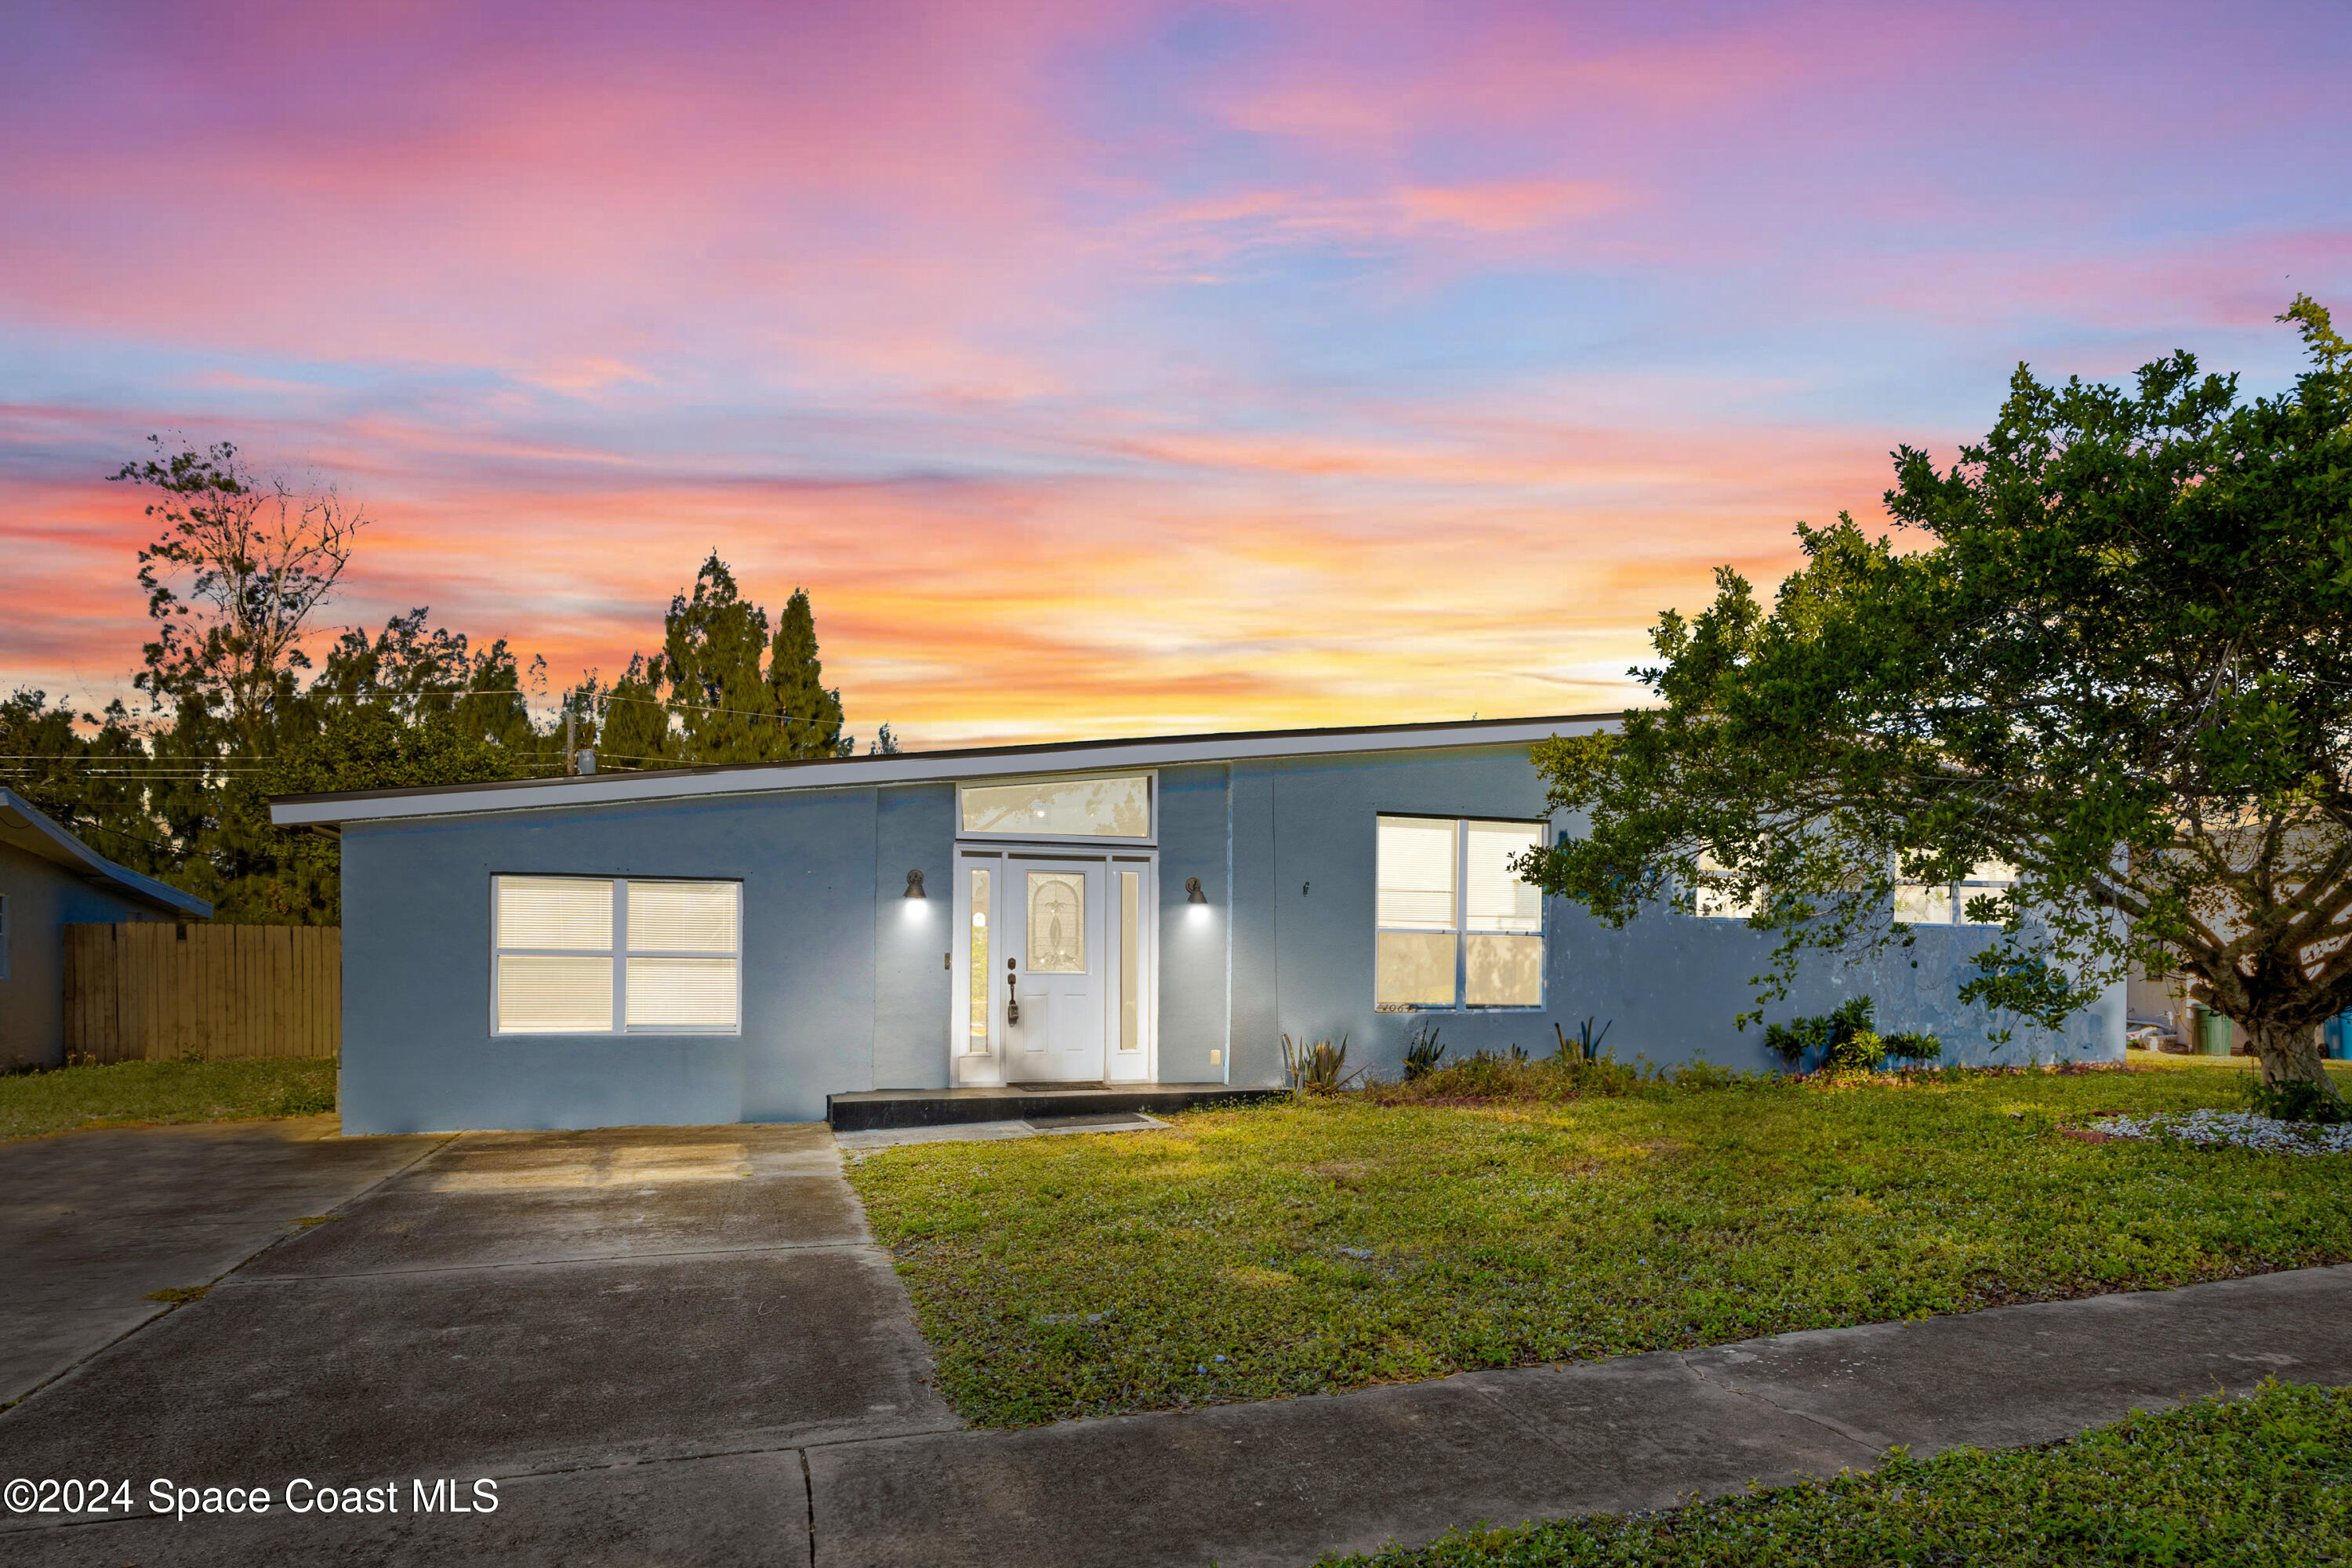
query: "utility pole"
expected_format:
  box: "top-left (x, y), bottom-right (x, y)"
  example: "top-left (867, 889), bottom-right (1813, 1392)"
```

top-left (565, 707), bottom-right (576, 775)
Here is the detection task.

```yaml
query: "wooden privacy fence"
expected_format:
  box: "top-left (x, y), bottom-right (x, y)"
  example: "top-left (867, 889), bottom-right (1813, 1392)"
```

top-left (65, 923), bottom-right (340, 1062)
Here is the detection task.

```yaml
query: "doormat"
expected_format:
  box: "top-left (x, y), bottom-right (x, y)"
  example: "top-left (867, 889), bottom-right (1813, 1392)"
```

top-left (1009, 1082), bottom-right (1107, 1091)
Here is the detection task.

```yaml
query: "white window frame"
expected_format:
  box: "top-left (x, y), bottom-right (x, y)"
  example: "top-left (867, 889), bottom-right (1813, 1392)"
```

top-left (1374, 814), bottom-right (1548, 1012)
top-left (489, 876), bottom-right (742, 1036)
top-left (1895, 862), bottom-right (2019, 927)
top-left (1692, 852), bottom-right (1763, 920)
top-left (947, 845), bottom-right (1158, 1087)
top-left (953, 772), bottom-right (1156, 847)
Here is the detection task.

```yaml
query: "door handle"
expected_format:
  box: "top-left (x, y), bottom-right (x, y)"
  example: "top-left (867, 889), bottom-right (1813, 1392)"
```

top-left (1006, 959), bottom-right (1021, 1026)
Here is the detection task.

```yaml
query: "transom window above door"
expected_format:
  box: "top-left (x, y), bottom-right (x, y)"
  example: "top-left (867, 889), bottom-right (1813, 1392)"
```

top-left (957, 774), bottom-right (1152, 840)
top-left (1375, 815), bottom-right (1547, 1010)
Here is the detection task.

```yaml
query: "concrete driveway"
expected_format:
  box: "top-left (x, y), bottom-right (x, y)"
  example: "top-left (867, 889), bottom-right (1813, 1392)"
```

top-left (0, 1120), bottom-right (953, 1566)
top-left (0, 1116), bottom-right (440, 1406)
top-left (11, 1116), bottom-right (2350, 1567)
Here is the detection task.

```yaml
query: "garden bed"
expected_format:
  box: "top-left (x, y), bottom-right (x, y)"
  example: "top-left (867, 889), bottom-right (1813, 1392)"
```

top-left (847, 1058), bottom-right (2352, 1428)
top-left (2090, 1109), bottom-right (2352, 1156)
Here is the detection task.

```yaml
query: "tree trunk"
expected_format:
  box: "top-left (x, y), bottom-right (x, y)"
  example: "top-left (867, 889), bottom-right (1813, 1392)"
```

top-left (2249, 1020), bottom-right (2343, 1101)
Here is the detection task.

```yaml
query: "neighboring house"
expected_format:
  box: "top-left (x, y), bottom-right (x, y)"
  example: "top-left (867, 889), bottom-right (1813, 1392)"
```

top-left (270, 715), bottom-right (2125, 1134)
top-left (0, 789), bottom-right (213, 1069)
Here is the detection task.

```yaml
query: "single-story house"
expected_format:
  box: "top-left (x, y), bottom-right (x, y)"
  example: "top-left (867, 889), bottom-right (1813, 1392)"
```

top-left (1, 788), bottom-right (214, 1070)
top-left (269, 715), bottom-right (2124, 1134)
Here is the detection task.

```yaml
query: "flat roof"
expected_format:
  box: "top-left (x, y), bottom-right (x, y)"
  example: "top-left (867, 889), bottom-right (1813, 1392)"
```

top-left (0, 789), bottom-right (214, 919)
top-left (270, 712), bottom-right (1619, 827)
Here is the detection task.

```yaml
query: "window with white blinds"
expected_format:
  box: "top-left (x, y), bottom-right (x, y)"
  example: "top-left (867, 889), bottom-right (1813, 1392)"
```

top-left (492, 877), bottom-right (740, 1034)
top-left (1375, 816), bottom-right (1546, 1009)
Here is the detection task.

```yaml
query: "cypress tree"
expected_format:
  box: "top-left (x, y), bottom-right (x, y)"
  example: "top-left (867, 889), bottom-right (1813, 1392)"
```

top-left (767, 588), bottom-right (848, 758)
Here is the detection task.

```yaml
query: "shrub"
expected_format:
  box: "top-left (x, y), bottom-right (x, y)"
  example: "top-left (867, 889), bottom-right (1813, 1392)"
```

top-left (1763, 996), bottom-right (1878, 1070)
top-left (1552, 1016), bottom-right (1613, 1064)
top-left (1401, 1023), bottom-right (1447, 1081)
top-left (1283, 1034), bottom-right (1364, 1097)
top-left (1762, 998), bottom-right (1944, 1073)
top-left (1666, 1057), bottom-right (1770, 1091)
top-left (1881, 1030), bottom-right (1944, 1065)
top-left (2244, 1075), bottom-right (2350, 1125)
top-left (1369, 1043), bottom-right (1650, 1105)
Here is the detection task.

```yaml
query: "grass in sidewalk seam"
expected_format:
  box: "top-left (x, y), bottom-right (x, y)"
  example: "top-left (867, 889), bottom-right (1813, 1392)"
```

top-left (846, 1059), bottom-right (2352, 1428)
top-left (1314, 1381), bottom-right (2352, 1566)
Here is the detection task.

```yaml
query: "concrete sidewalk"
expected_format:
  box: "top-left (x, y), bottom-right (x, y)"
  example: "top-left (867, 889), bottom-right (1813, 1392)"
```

top-left (806, 1264), bottom-right (2352, 1568)
top-left (4, 1109), bottom-right (2345, 1566)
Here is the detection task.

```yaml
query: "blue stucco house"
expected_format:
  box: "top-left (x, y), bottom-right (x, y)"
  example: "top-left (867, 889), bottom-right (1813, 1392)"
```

top-left (270, 715), bottom-right (2123, 1134)
top-left (1, 788), bottom-right (214, 1070)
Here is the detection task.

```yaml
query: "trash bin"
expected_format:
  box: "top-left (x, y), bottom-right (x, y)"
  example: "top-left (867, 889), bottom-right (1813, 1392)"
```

top-left (2327, 1012), bottom-right (2352, 1062)
top-left (2196, 1009), bottom-right (2234, 1057)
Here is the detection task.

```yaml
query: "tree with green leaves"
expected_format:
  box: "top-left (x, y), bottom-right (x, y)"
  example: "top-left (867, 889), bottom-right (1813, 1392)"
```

top-left (1519, 301), bottom-right (2352, 1101)
top-left (596, 554), bottom-right (855, 766)
top-left (767, 585), bottom-right (849, 758)
top-left (113, 437), bottom-right (365, 753)
top-left (0, 689), bottom-right (169, 868)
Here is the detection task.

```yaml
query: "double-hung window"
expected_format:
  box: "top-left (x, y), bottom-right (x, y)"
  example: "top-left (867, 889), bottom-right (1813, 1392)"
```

top-left (492, 876), bottom-right (740, 1035)
top-left (1692, 853), bottom-right (1762, 920)
top-left (1375, 816), bottom-right (1546, 1009)
top-left (1894, 861), bottom-right (2019, 927)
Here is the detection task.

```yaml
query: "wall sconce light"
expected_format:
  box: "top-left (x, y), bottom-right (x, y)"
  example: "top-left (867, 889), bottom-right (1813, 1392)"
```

top-left (1185, 877), bottom-right (1207, 905)
top-left (904, 869), bottom-right (927, 899)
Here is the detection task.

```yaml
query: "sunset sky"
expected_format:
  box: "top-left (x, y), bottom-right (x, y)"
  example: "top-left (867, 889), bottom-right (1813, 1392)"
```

top-left (5, 0), bottom-right (2346, 748)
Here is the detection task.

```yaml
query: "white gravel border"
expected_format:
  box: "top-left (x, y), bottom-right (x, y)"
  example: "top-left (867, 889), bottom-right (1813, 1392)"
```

top-left (2090, 1108), bottom-right (2352, 1156)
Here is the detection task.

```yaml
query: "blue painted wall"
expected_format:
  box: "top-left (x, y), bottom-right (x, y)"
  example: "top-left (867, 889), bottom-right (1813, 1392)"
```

top-left (340, 785), bottom-right (917, 1133)
top-left (336, 742), bottom-right (2119, 1132)
top-left (0, 843), bottom-right (172, 1069)
top-left (1221, 744), bottom-right (2122, 1087)
top-left (1156, 764), bottom-right (1232, 1083)
top-left (873, 784), bottom-right (956, 1090)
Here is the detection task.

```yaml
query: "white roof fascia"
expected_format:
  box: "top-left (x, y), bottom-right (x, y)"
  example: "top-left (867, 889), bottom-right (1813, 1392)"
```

top-left (269, 717), bottom-right (1616, 828)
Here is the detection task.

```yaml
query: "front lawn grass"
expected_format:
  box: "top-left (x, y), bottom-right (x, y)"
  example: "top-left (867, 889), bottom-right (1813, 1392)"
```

top-left (847, 1058), bottom-right (2352, 1428)
top-left (0, 1056), bottom-right (337, 1143)
top-left (1317, 1380), bottom-right (2352, 1566)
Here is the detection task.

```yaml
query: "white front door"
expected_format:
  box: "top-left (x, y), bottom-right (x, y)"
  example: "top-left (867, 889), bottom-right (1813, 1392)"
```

top-left (951, 848), bottom-right (1152, 1087)
top-left (1007, 859), bottom-right (1105, 1083)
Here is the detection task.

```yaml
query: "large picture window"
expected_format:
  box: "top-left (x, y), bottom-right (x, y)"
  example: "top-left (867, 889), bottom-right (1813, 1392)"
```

top-left (1375, 816), bottom-right (1545, 1009)
top-left (492, 876), bottom-right (740, 1035)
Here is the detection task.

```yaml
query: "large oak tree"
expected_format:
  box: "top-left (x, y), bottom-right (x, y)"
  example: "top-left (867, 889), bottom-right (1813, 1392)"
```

top-left (1520, 301), bottom-right (2352, 1098)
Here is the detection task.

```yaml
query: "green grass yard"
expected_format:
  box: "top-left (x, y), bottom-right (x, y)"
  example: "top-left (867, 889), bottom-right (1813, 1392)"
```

top-left (0, 1055), bottom-right (336, 1143)
top-left (847, 1057), bottom-right (2352, 1428)
top-left (1316, 1381), bottom-right (2352, 1566)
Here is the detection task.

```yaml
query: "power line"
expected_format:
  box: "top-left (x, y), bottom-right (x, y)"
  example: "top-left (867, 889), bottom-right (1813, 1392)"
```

top-left (303, 685), bottom-right (839, 729)
top-left (47, 818), bottom-right (191, 859)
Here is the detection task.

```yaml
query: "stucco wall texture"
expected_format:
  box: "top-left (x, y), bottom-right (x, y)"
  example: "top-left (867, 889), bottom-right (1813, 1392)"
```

top-left (0, 842), bottom-right (172, 1069)
top-left (336, 745), bottom-right (2121, 1133)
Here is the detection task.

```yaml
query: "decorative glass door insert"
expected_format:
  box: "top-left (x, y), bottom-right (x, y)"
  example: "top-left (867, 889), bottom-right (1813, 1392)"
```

top-left (1027, 872), bottom-right (1084, 972)
top-left (966, 867), bottom-right (992, 1054)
